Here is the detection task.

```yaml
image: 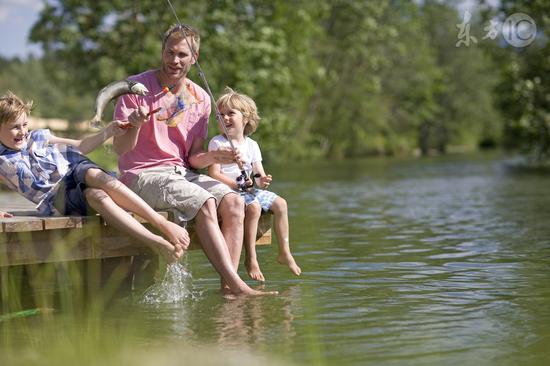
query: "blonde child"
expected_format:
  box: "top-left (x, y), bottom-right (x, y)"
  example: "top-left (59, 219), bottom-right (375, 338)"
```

top-left (208, 87), bottom-right (301, 281)
top-left (0, 91), bottom-right (189, 263)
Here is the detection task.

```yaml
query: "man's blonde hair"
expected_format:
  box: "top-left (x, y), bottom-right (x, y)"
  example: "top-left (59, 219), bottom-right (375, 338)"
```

top-left (0, 91), bottom-right (33, 126)
top-left (162, 24), bottom-right (201, 53)
top-left (216, 87), bottom-right (261, 136)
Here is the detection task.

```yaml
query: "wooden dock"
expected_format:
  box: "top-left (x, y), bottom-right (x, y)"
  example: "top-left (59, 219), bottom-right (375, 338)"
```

top-left (0, 209), bottom-right (272, 267)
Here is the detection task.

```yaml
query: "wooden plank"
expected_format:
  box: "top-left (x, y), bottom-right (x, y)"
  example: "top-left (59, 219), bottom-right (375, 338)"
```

top-left (10, 209), bottom-right (40, 216)
top-left (43, 215), bottom-right (95, 230)
top-left (1, 217), bottom-right (44, 232)
top-left (1, 230), bottom-right (96, 266)
top-left (255, 229), bottom-right (272, 245)
top-left (0, 209), bottom-right (272, 267)
top-left (95, 233), bottom-right (152, 258)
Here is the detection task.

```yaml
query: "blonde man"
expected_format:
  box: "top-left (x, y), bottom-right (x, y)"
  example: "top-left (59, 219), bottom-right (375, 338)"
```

top-left (113, 25), bottom-right (275, 296)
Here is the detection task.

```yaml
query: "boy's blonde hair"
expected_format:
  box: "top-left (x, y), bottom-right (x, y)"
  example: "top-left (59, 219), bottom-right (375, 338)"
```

top-left (0, 91), bottom-right (33, 126)
top-left (216, 87), bottom-right (261, 136)
top-left (162, 24), bottom-right (201, 53)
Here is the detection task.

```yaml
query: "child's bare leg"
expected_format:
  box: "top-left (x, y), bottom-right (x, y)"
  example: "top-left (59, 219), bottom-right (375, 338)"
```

top-left (194, 199), bottom-right (276, 296)
top-left (244, 203), bottom-right (264, 281)
top-left (84, 169), bottom-right (189, 250)
top-left (271, 197), bottom-right (301, 276)
top-left (83, 188), bottom-right (183, 263)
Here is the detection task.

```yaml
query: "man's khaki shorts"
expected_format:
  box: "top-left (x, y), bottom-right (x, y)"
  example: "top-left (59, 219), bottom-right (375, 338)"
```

top-left (130, 165), bottom-right (235, 224)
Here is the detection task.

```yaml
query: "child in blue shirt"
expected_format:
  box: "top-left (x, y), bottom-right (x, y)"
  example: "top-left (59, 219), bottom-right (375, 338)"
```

top-left (208, 87), bottom-right (301, 281)
top-left (0, 91), bottom-right (189, 263)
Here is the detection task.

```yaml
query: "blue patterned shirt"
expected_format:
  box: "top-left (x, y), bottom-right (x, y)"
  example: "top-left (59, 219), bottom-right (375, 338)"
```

top-left (0, 129), bottom-right (86, 215)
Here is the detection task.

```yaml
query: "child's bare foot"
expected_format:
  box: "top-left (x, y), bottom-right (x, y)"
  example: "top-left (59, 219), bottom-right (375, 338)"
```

top-left (277, 253), bottom-right (301, 276)
top-left (245, 257), bottom-right (265, 282)
top-left (158, 220), bottom-right (190, 251)
top-left (152, 236), bottom-right (183, 264)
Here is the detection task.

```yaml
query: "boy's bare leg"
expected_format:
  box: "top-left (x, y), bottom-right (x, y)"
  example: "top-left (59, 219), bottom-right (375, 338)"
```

top-left (271, 197), bottom-right (301, 276)
top-left (85, 169), bottom-right (189, 249)
top-left (195, 199), bottom-right (276, 296)
top-left (243, 203), bottom-right (265, 282)
top-left (83, 187), bottom-right (183, 263)
top-left (217, 193), bottom-right (245, 270)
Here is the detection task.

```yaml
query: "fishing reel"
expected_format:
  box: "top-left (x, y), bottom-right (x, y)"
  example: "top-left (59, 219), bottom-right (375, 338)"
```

top-left (236, 172), bottom-right (261, 192)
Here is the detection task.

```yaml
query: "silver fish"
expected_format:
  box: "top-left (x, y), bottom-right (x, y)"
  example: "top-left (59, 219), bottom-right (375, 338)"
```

top-left (90, 79), bottom-right (149, 128)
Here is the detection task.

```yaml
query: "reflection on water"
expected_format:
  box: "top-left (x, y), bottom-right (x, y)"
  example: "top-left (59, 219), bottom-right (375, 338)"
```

top-left (2, 153), bottom-right (550, 365)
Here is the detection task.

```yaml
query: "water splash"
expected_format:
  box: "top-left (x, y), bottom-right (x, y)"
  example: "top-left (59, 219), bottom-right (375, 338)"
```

top-left (140, 260), bottom-right (198, 304)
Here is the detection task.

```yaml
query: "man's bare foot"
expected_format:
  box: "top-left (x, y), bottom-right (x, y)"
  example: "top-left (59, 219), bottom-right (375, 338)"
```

top-left (277, 253), bottom-right (301, 276)
top-left (232, 284), bottom-right (278, 296)
top-left (220, 280), bottom-right (276, 296)
top-left (245, 257), bottom-right (265, 282)
top-left (158, 220), bottom-right (190, 250)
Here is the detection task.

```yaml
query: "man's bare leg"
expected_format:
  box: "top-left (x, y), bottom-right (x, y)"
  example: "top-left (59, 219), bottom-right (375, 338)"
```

top-left (194, 199), bottom-right (276, 296)
top-left (217, 193), bottom-right (245, 270)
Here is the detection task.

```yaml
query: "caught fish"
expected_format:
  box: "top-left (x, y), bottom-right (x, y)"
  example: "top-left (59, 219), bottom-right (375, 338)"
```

top-left (90, 79), bottom-right (149, 128)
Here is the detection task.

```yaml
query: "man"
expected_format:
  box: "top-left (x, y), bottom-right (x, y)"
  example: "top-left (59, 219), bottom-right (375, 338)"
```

top-left (113, 24), bottom-right (274, 296)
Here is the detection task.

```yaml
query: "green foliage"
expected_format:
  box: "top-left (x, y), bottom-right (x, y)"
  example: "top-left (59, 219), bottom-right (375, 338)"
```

top-left (421, 1), bottom-right (501, 154)
top-left (0, 0), bottom-right (515, 160)
top-left (482, 0), bottom-right (550, 162)
top-left (0, 56), bottom-right (94, 121)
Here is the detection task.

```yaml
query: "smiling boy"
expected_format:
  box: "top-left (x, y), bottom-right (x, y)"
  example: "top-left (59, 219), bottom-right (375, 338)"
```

top-left (0, 91), bottom-right (189, 263)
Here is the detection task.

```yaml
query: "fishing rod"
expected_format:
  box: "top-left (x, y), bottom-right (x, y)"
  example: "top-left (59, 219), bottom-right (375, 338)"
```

top-left (165, 0), bottom-right (252, 191)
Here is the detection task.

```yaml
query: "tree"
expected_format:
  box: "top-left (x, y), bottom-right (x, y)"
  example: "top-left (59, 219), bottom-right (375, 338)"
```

top-left (485, 0), bottom-right (550, 162)
top-left (0, 56), bottom-right (93, 123)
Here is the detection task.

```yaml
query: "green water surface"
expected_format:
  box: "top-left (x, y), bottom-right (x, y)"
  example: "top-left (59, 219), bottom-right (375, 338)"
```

top-left (1, 153), bottom-right (550, 366)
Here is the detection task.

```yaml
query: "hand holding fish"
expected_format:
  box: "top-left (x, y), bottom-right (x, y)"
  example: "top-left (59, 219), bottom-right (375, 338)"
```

top-left (128, 106), bottom-right (150, 128)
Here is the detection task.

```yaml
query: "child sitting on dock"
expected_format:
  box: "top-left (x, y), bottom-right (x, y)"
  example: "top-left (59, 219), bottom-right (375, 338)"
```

top-left (208, 87), bottom-right (301, 281)
top-left (0, 91), bottom-right (189, 263)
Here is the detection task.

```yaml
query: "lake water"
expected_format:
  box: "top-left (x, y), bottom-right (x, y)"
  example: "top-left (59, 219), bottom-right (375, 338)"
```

top-left (2, 152), bottom-right (550, 366)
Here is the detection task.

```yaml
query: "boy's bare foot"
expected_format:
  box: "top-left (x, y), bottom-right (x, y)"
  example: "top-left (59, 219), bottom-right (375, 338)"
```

top-left (152, 236), bottom-right (183, 264)
top-left (158, 220), bottom-right (190, 250)
top-left (277, 253), bottom-right (301, 276)
top-left (245, 257), bottom-right (265, 282)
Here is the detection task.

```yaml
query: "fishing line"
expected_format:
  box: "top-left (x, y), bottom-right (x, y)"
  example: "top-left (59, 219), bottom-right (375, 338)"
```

top-left (165, 0), bottom-right (251, 190)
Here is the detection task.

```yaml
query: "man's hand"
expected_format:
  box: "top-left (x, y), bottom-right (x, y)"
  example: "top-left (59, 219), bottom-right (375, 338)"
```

top-left (212, 147), bottom-right (242, 165)
top-left (128, 106), bottom-right (149, 128)
top-left (0, 210), bottom-right (13, 218)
